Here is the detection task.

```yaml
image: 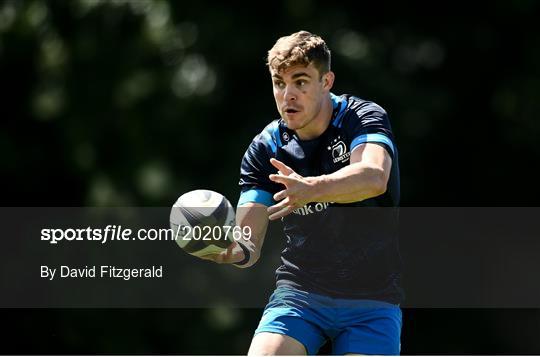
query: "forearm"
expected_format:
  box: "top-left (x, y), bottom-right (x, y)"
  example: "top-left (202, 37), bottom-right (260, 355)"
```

top-left (233, 203), bottom-right (269, 268)
top-left (232, 239), bottom-right (260, 269)
top-left (309, 162), bottom-right (388, 203)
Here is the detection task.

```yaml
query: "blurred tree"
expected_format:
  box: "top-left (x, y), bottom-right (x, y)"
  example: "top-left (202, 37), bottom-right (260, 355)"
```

top-left (1, 0), bottom-right (539, 354)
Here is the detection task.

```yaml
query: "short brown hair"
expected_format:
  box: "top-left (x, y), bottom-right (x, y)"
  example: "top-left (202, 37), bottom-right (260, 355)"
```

top-left (267, 31), bottom-right (331, 78)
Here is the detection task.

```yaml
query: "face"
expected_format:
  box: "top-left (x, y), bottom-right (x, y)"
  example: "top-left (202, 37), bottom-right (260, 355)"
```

top-left (270, 63), bottom-right (334, 135)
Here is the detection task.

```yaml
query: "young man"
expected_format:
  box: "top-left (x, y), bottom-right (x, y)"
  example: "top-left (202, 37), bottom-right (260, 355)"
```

top-left (203, 31), bottom-right (403, 355)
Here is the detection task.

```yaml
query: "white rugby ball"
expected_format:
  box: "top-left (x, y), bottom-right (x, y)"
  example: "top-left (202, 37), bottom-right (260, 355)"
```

top-left (170, 189), bottom-right (235, 257)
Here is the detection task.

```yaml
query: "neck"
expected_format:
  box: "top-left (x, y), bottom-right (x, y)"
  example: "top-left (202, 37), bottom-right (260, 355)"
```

top-left (296, 94), bottom-right (333, 140)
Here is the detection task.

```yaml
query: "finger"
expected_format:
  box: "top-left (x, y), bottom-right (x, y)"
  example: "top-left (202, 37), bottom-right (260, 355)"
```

top-left (199, 253), bottom-right (219, 262)
top-left (273, 189), bottom-right (289, 202)
top-left (269, 174), bottom-right (300, 185)
top-left (215, 248), bottom-right (237, 264)
top-left (199, 247), bottom-right (229, 263)
top-left (270, 158), bottom-right (295, 176)
top-left (197, 243), bottom-right (242, 264)
top-left (269, 205), bottom-right (295, 220)
top-left (267, 197), bottom-right (290, 215)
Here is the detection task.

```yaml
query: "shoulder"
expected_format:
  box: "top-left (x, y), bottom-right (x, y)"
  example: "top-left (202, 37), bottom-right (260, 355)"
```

top-left (244, 119), bottom-right (284, 157)
top-left (250, 119), bottom-right (286, 155)
top-left (342, 94), bottom-right (388, 118)
top-left (331, 93), bottom-right (396, 156)
top-left (332, 93), bottom-right (391, 127)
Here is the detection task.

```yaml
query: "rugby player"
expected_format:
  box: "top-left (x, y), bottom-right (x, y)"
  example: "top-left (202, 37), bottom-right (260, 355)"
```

top-left (202, 30), bottom-right (403, 355)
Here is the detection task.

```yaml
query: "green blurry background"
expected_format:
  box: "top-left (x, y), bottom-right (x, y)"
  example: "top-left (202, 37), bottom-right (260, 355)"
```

top-left (2, 0), bottom-right (540, 354)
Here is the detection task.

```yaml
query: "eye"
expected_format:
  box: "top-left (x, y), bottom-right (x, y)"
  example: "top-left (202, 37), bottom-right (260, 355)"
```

top-left (274, 81), bottom-right (285, 89)
top-left (296, 80), bottom-right (307, 87)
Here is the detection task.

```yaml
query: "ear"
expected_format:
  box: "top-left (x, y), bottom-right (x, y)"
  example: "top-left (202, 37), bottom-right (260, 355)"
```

top-left (323, 71), bottom-right (335, 91)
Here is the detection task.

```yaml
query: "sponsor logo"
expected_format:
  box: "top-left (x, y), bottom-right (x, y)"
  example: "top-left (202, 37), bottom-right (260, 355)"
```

top-left (293, 202), bottom-right (331, 216)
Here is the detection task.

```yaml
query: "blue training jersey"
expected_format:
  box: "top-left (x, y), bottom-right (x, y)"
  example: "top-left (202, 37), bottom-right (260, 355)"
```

top-left (238, 93), bottom-right (403, 304)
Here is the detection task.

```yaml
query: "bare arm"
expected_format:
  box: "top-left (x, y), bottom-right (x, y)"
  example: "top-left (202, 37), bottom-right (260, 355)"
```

top-left (233, 202), bottom-right (269, 268)
top-left (199, 201), bottom-right (269, 268)
top-left (310, 143), bottom-right (391, 203)
top-left (267, 143), bottom-right (392, 220)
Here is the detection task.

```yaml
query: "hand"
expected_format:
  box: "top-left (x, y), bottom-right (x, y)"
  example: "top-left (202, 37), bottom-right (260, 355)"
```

top-left (267, 158), bottom-right (316, 220)
top-left (198, 241), bottom-right (247, 264)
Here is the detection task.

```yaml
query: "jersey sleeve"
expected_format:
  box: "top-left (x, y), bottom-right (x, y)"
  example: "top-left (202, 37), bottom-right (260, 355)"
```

top-left (344, 100), bottom-right (397, 159)
top-left (238, 131), bottom-right (281, 207)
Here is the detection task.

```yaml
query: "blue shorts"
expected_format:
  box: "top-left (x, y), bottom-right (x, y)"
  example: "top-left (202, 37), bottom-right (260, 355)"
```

top-left (254, 287), bottom-right (402, 355)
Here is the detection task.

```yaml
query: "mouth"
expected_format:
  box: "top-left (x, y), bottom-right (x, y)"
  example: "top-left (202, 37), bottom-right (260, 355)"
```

top-left (284, 107), bottom-right (301, 115)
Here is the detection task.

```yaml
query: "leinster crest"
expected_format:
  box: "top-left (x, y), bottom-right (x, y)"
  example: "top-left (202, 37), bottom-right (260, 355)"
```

top-left (328, 136), bottom-right (350, 163)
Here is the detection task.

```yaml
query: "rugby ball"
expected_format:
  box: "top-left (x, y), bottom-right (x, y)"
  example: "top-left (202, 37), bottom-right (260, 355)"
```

top-left (170, 189), bottom-right (235, 257)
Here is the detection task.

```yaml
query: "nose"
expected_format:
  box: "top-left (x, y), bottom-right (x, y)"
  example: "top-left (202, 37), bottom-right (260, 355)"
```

top-left (284, 84), bottom-right (297, 102)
